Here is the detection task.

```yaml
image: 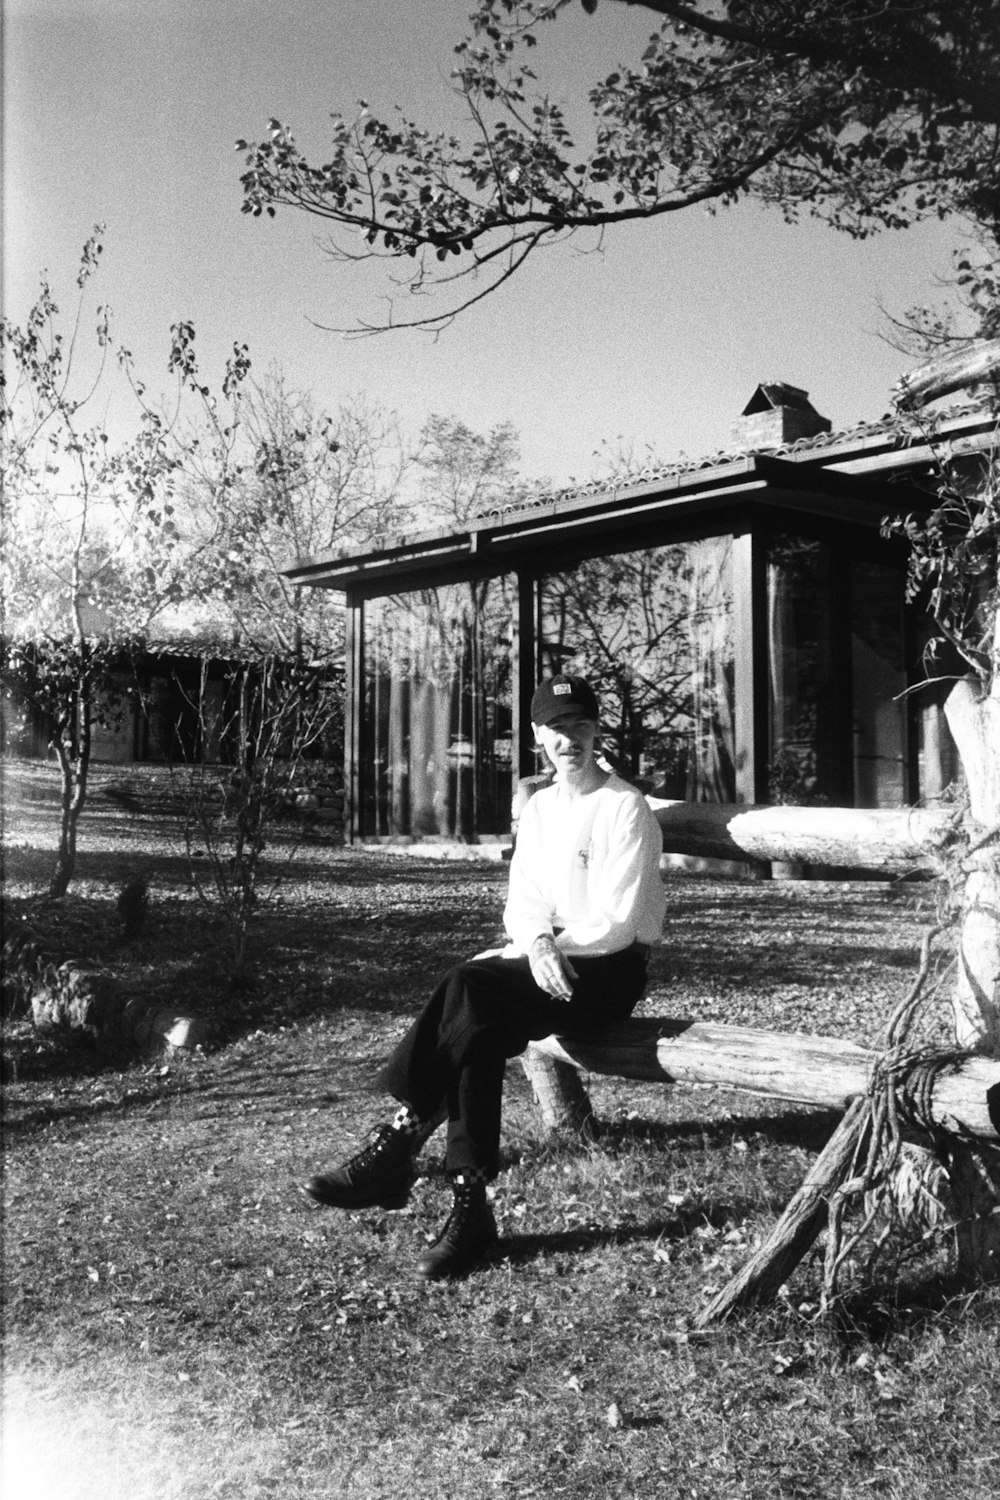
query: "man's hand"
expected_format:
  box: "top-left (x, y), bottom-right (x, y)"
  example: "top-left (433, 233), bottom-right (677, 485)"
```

top-left (529, 934), bottom-right (578, 1001)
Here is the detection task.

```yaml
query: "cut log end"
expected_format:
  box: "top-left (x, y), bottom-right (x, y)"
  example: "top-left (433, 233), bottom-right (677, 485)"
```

top-left (520, 1047), bottom-right (596, 1138)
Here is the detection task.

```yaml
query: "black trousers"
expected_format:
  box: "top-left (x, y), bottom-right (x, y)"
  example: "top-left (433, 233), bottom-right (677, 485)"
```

top-left (377, 945), bottom-right (648, 1177)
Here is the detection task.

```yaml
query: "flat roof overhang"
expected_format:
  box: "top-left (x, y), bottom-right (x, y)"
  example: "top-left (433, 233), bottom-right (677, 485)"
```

top-left (282, 449), bottom-right (937, 601)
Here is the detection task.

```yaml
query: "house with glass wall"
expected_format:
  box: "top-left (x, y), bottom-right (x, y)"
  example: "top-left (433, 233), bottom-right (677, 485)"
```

top-left (285, 389), bottom-right (992, 847)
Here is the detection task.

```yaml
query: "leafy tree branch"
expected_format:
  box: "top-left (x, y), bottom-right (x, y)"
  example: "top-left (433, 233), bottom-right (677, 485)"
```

top-left (237, 0), bottom-right (1000, 331)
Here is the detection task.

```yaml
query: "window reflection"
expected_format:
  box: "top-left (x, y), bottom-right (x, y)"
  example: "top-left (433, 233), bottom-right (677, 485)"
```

top-left (767, 536), bottom-right (826, 803)
top-left (364, 579), bottom-right (514, 838)
top-left (540, 538), bottom-right (735, 801)
top-left (851, 560), bottom-right (907, 806)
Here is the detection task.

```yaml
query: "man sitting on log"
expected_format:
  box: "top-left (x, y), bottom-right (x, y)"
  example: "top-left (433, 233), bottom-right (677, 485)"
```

top-left (306, 672), bottom-right (667, 1278)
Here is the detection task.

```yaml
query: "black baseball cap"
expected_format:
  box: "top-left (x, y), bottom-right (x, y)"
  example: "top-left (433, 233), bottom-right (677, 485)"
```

top-left (530, 673), bottom-right (599, 727)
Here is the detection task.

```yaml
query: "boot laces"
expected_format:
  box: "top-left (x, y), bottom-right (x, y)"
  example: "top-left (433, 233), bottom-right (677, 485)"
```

top-left (350, 1125), bottom-right (401, 1175)
top-left (438, 1184), bottom-right (484, 1240)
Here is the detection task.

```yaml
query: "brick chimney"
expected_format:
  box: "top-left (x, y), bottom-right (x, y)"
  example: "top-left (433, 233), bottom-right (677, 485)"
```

top-left (730, 383), bottom-right (832, 450)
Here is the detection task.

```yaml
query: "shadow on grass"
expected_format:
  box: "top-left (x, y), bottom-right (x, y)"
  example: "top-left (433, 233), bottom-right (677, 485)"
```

top-left (659, 948), bottom-right (919, 988)
top-left (496, 1199), bottom-right (760, 1267)
top-left (1, 1030), bottom-right (143, 1092)
top-left (509, 1108), bottom-right (843, 1164)
top-left (6, 837), bottom-right (507, 894)
top-left (1, 1080), bottom-right (175, 1138)
top-left (827, 1274), bottom-right (1000, 1348)
top-left (0, 1040), bottom-right (364, 1137)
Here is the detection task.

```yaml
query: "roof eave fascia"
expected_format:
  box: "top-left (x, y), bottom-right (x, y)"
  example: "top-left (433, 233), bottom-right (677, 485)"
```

top-left (284, 414), bottom-right (991, 594)
top-left (281, 454), bottom-right (765, 592)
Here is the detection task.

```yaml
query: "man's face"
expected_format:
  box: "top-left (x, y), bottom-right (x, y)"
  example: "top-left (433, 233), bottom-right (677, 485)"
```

top-left (533, 710), bottom-right (598, 774)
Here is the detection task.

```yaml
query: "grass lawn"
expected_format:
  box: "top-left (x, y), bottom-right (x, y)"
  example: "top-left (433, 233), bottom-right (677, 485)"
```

top-left (2, 760), bottom-right (998, 1499)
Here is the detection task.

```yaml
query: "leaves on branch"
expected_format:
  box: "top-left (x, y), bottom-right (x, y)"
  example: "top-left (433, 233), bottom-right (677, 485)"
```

top-left (236, 0), bottom-right (1000, 331)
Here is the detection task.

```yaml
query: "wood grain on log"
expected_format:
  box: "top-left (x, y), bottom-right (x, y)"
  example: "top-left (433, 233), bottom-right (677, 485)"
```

top-left (650, 800), bottom-right (954, 872)
top-left (528, 1018), bottom-right (1000, 1143)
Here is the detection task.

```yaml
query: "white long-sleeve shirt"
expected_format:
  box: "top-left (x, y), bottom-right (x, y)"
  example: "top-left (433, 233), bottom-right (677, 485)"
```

top-left (502, 774), bottom-right (666, 957)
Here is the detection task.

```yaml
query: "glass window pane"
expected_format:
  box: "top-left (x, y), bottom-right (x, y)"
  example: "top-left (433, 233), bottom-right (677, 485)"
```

top-left (767, 536), bottom-right (827, 804)
top-left (364, 578), bottom-right (514, 838)
top-left (850, 559), bottom-right (907, 806)
top-left (540, 538), bottom-right (735, 801)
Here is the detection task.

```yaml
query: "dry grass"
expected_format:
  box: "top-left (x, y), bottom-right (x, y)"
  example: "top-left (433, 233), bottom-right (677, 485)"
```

top-left (2, 760), bottom-right (998, 1500)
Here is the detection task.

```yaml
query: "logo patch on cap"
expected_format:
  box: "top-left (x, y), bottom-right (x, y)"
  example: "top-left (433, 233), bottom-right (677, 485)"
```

top-left (553, 682), bottom-right (572, 695)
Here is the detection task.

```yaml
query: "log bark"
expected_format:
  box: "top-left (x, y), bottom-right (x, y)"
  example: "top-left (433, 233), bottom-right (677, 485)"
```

top-left (520, 1048), bottom-right (596, 1136)
top-left (649, 799), bottom-right (954, 872)
top-left (693, 1097), bottom-right (870, 1326)
top-left (941, 671), bottom-right (1000, 1274)
top-left (944, 676), bottom-right (1000, 1052)
top-left (526, 1018), bottom-right (1000, 1142)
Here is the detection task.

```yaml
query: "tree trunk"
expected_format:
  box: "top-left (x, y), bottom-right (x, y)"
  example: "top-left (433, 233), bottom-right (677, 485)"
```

top-left (49, 675), bottom-right (92, 899)
top-left (693, 1097), bottom-right (870, 1325)
top-left (529, 1021), bottom-right (1000, 1290)
top-left (944, 676), bottom-right (1000, 1051)
top-left (942, 671), bottom-right (1000, 1276)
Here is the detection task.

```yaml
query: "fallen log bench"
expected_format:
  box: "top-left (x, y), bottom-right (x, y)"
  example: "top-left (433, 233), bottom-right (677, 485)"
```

top-left (649, 800), bottom-right (956, 872)
top-left (522, 1017), bottom-right (1000, 1144)
top-left (523, 1018), bottom-right (1000, 1314)
top-left (514, 780), bottom-right (959, 874)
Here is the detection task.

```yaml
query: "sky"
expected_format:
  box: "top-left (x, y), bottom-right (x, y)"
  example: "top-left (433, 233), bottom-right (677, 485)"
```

top-left (3, 0), bottom-right (975, 487)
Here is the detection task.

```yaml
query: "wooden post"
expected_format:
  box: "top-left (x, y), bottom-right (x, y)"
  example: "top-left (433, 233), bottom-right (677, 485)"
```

top-left (520, 1048), bottom-right (596, 1136)
top-left (693, 1097), bottom-right (870, 1325)
top-left (514, 568), bottom-right (540, 781)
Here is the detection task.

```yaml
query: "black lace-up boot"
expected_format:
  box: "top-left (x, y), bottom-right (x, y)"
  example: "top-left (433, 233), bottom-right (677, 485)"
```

top-left (416, 1175), bottom-right (498, 1279)
top-left (305, 1125), bottom-right (417, 1210)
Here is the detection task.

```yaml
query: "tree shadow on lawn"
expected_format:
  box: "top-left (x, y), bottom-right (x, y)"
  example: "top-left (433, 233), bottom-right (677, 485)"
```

top-left (670, 882), bottom-right (927, 922)
top-left (827, 1272), bottom-right (1000, 1349)
top-left (659, 946), bottom-right (919, 989)
top-left (8, 847), bottom-right (205, 890)
top-left (155, 915), bottom-right (921, 1042)
top-left (495, 1198), bottom-right (754, 1270)
top-left (592, 1107), bottom-right (843, 1155)
top-left (1, 1074), bottom-right (177, 1138)
top-left (0, 1055), bottom-right (351, 1139)
top-left (4, 844), bottom-right (415, 894)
